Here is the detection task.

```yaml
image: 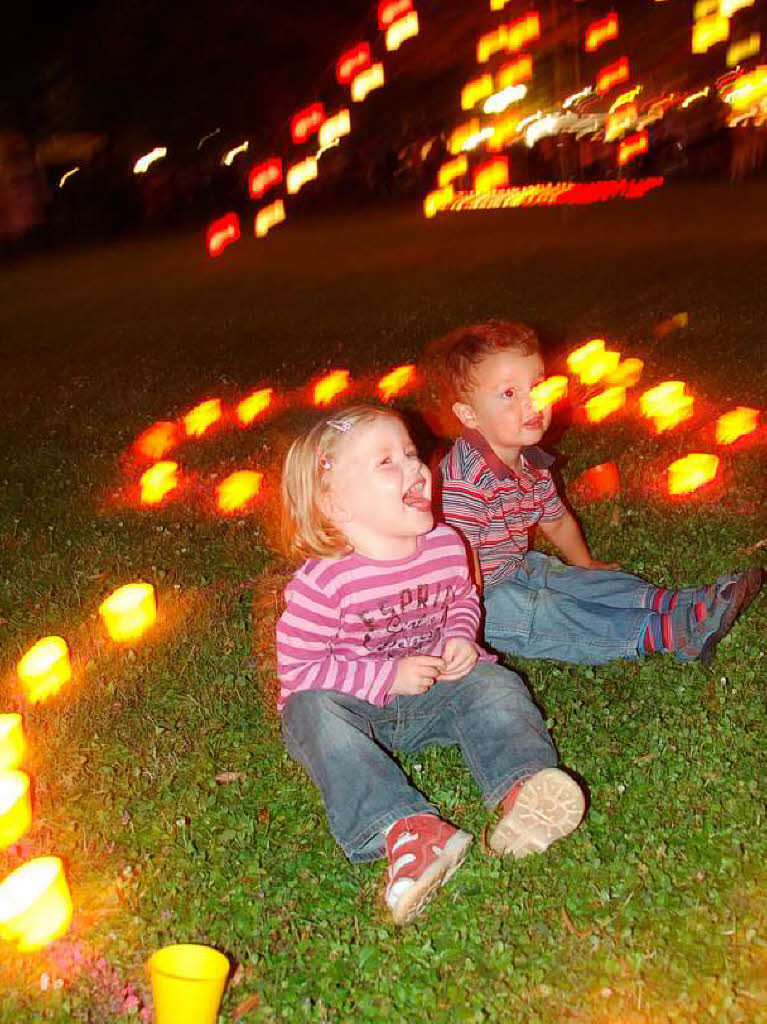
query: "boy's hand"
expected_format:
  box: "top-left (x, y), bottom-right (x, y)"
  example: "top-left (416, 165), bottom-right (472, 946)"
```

top-left (585, 558), bottom-right (620, 571)
top-left (390, 655), bottom-right (446, 696)
top-left (438, 638), bottom-right (478, 681)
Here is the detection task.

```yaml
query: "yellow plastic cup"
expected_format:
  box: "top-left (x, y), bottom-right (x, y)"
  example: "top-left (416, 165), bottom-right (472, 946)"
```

top-left (149, 944), bottom-right (229, 1024)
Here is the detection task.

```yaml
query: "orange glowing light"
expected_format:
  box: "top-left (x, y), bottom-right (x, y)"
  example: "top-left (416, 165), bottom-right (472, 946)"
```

top-left (286, 156), bottom-right (318, 195)
top-left (216, 471), bottom-right (264, 514)
top-left (184, 398), bottom-right (222, 437)
top-left (99, 583), bottom-right (157, 643)
top-left (0, 716), bottom-right (25, 773)
top-left (351, 63), bottom-right (385, 102)
top-left (567, 340), bottom-right (620, 385)
top-left (585, 385), bottom-right (626, 423)
top-left (0, 771), bottom-right (32, 850)
top-left (377, 364), bottom-right (417, 401)
top-left (497, 54), bottom-right (533, 88)
top-left (507, 12), bottom-right (541, 53)
top-left (448, 119), bottom-right (480, 155)
top-left (291, 103), bottom-right (325, 145)
top-left (474, 157), bottom-right (509, 194)
top-left (596, 57), bottom-right (630, 94)
top-left (461, 75), bottom-right (494, 111)
top-left (692, 14), bottom-right (730, 54)
top-left (486, 112), bottom-right (519, 151)
top-left (530, 376), bottom-right (568, 412)
top-left (248, 158), bottom-right (282, 200)
top-left (319, 109), bottom-right (351, 149)
top-left (438, 156), bottom-right (467, 187)
top-left (478, 27), bottom-right (508, 63)
top-left (606, 357), bottom-right (644, 388)
top-left (0, 857), bottom-right (73, 952)
top-left (567, 339), bottom-right (605, 376)
top-left (668, 453), bottom-right (719, 496)
top-left (236, 388), bottom-right (273, 425)
top-left (313, 370), bottom-right (351, 407)
top-left (716, 407), bottom-right (759, 445)
top-left (727, 33), bottom-right (761, 68)
top-left (575, 462), bottom-right (621, 501)
top-left (491, 0), bottom-right (512, 10)
top-left (386, 10), bottom-right (419, 50)
top-left (640, 381), bottom-right (694, 432)
top-left (133, 421), bottom-right (178, 462)
top-left (618, 130), bottom-right (649, 167)
top-left (140, 461), bottom-right (178, 505)
top-left (605, 102), bottom-right (637, 141)
top-left (724, 66), bottom-right (767, 110)
top-left (17, 637), bottom-right (71, 704)
top-left (255, 199), bottom-right (285, 239)
top-left (585, 13), bottom-right (619, 52)
top-left (378, 0), bottom-right (411, 30)
top-left (206, 213), bottom-right (240, 258)
top-left (424, 185), bottom-right (455, 218)
top-left (336, 43), bottom-right (371, 85)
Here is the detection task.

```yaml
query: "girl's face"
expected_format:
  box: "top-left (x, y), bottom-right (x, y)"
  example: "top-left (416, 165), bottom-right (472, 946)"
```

top-left (324, 416), bottom-right (432, 560)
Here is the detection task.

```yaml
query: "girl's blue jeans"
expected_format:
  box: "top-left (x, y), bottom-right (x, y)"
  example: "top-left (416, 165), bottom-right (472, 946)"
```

top-left (282, 661), bottom-right (557, 862)
top-left (484, 551), bottom-right (651, 664)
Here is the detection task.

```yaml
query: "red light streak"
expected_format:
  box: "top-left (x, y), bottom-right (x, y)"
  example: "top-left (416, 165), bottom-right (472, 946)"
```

top-left (248, 158), bottom-right (282, 200)
top-left (585, 13), bottom-right (619, 52)
top-left (378, 0), bottom-right (411, 30)
top-left (617, 130), bottom-right (649, 166)
top-left (507, 11), bottom-right (541, 52)
top-left (596, 57), bottom-right (630, 94)
top-left (336, 43), bottom-right (371, 85)
top-left (206, 213), bottom-right (240, 257)
top-left (291, 103), bottom-right (325, 145)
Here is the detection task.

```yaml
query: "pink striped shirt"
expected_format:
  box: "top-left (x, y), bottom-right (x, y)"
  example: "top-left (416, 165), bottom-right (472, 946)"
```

top-left (276, 524), bottom-right (494, 711)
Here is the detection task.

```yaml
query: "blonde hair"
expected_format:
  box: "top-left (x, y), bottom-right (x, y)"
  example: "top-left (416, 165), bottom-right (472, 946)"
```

top-left (280, 404), bottom-right (403, 561)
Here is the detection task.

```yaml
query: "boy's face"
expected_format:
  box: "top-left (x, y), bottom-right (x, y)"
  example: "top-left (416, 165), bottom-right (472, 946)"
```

top-left (452, 349), bottom-right (550, 458)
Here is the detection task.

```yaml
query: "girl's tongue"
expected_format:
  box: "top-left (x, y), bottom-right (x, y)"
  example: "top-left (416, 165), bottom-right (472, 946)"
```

top-left (403, 482), bottom-right (431, 512)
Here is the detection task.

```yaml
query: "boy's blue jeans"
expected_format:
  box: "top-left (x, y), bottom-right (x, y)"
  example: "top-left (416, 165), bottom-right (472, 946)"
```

top-left (282, 661), bottom-right (557, 863)
top-left (484, 551), bottom-right (651, 664)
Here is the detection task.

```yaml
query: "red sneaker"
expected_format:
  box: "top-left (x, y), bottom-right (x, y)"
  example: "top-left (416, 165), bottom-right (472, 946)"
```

top-left (385, 814), bottom-right (473, 925)
top-left (488, 768), bottom-right (585, 858)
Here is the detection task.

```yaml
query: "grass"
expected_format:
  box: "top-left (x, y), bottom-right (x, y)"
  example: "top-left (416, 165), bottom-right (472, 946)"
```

top-left (0, 182), bottom-right (765, 1023)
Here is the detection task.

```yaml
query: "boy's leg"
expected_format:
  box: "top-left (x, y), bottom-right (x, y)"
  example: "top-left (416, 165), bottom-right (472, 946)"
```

top-left (517, 551), bottom-right (654, 610)
top-left (282, 689), bottom-right (437, 863)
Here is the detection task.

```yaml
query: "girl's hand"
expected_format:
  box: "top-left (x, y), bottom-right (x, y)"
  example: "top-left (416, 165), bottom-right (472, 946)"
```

top-left (438, 638), bottom-right (478, 681)
top-left (390, 655), bottom-right (446, 696)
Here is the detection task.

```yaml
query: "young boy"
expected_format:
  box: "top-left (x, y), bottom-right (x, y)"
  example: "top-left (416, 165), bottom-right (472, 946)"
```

top-left (428, 320), bottom-right (762, 666)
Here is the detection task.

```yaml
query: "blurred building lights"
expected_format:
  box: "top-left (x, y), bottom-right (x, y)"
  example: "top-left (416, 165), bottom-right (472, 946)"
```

top-left (681, 87), bottom-right (710, 108)
top-left (196, 128), bottom-right (221, 150)
top-left (351, 63), bottom-right (385, 102)
top-left (184, 399), bottom-right (222, 437)
top-left (139, 461), bottom-right (179, 505)
top-left (693, 0), bottom-right (719, 18)
top-left (248, 158), bottom-right (282, 200)
top-left (448, 119), bottom-right (480, 154)
top-left (16, 637), bottom-right (71, 704)
top-left (487, 111), bottom-right (521, 150)
top-left (484, 83), bottom-right (527, 114)
top-left (473, 157), bottom-right (509, 193)
top-left (507, 12), bottom-right (541, 53)
top-left (336, 43), bottom-right (371, 85)
top-left (133, 147), bottom-right (167, 175)
top-left (478, 26), bottom-right (508, 63)
top-left (617, 130), bottom-right (649, 166)
top-left (286, 156), bottom-right (318, 194)
top-left (424, 185), bottom-right (455, 217)
top-left (386, 11), bottom-right (419, 51)
top-left (722, 66), bottom-right (767, 109)
top-left (438, 156), bottom-right (467, 186)
top-left (255, 200), bottom-right (285, 239)
top-left (596, 58), bottom-right (630, 93)
top-left (525, 114), bottom-right (558, 147)
top-left (609, 85), bottom-right (642, 112)
top-left (221, 142), bottom-right (248, 167)
top-left (563, 86), bottom-right (593, 109)
top-left (319, 109), bottom-right (351, 148)
top-left (291, 103), bottom-right (325, 145)
top-left (236, 388), bottom-right (273, 425)
top-left (461, 75), bottom-right (494, 110)
top-left (727, 33), bottom-right (761, 67)
top-left (497, 54), bottom-right (533, 88)
top-left (206, 213), bottom-right (240, 257)
top-left (58, 167), bottom-right (79, 188)
top-left (692, 13), bottom-right (730, 54)
top-left (667, 454), bottom-right (719, 495)
top-left (378, 0), bottom-right (411, 30)
top-left (719, 0), bottom-right (754, 15)
top-left (313, 370), bottom-right (351, 406)
top-left (585, 13), bottom-right (619, 52)
top-left (462, 127), bottom-right (495, 151)
top-left (490, 0), bottom-right (512, 10)
top-left (605, 103), bottom-right (637, 141)
top-left (715, 407), bottom-right (758, 445)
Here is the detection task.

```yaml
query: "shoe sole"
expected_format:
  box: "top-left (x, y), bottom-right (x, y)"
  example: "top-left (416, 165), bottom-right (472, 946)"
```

top-left (488, 768), bottom-right (585, 858)
top-left (699, 568), bottom-right (763, 668)
top-left (390, 830), bottom-right (473, 925)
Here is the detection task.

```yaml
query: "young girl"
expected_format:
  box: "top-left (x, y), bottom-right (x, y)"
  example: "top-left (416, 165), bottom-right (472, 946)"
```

top-left (276, 405), bottom-right (585, 925)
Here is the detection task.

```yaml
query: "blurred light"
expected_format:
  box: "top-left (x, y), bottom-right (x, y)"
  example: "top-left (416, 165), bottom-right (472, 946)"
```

top-left (668, 454), bottom-right (719, 495)
top-left (585, 13), bottom-right (619, 52)
top-left (715, 407), bottom-right (758, 445)
top-left (448, 119), bottom-right (479, 154)
top-left (563, 86), bottom-right (593, 109)
top-left (531, 376), bottom-right (568, 412)
top-left (693, 0), bottom-right (719, 17)
top-left (484, 83), bottom-right (527, 114)
top-left (377, 364), bottom-right (417, 401)
top-left (378, 0), bottom-right (411, 30)
top-left (507, 12), bottom-right (541, 53)
top-left (291, 103), bottom-right (325, 145)
top-left (58, 167), bottom-right (79, 188)
top-left (692, 14), bottom-right (730, 54)
top-left (516, 111), bottom-right (542, 132)
top-left (424, 184), bottom-right (455, 217)
top-left (478, 27), bottom-right (508, 63)
top-left (237, 388), bottom-right (273, 425)
top-left (216, 471), bottom-right (263, 514)
top-left (286, 156), bottom-right (318, 195)
top-left (596, 57), bottom-right (630, 94)
top-left (438, 155), bottom-right (467, 186)
top-left (0, 716), bottom-right (25, 773)
top-left (605, 103), bottom-right (637, 141)
top-left (319, 109), bottom-right (351, 148)
top-left (567, 339), bottom-right (605, 378)
top-left (461, 75), bottom-right (494, 110)
top-left (490, 0), bottom-right (512, 10)
top-left (140, 461), bottom-right (179, 505)
top-left (617, 130), bottom-right (649, 166)
top-left (99, 583), bottom-right (157, 643)
top-left (723, 66), bottom-right (767, 109)
top-left (386, 10), bottom-right (419, 50)
top-left (445, 177), bottom-right (664, 211)
top-left (206, 213), bottom-right (240, 258)
top-left (17, 637), bottom-right (71, 704)
top-left (351, 63), bottom-right (385, 102)
top-left (606, 357), bottom-right (643, 387)
top-left (497, 54), bottom-right (533, 88)
top-left (133, 421), bottom-right (179, 461)
top-left (727, 33), bottom-right (761, 67)
top-left (0, 857), bottom-right (73, 952)
top-left (720, 0), bottom-right (754, 14)
top-left (585, 386), bottom-right (626, 423)
top-left (255, 199), bottom-right (285, 239)
top-left (133, 147), bottom-right (167, 175)
top-left (184, 399), bottom-right (222, 437)
top-left (0, 772), bottom-right (31, 851)
top-left (525, 115), bottom-right (558, 147)
top-left (609, 85), bottom-right (642, 113)
top-left (313, 370), bottom-right (351, 406)
top-left (248, 158), bottom-right (283, 200)
top-left (640, 381), bottom-right (694, 432)
top-left (462, 128), bottom-right (495, 151)
top-left (681, 87), bottom-right (710, 108)
top-left (487, 111), bottom-right (521, 150)
top-left (336, 43), bottom-right (371, 85)
top-left (221, 141), bottom-right (248, 167)
top-left (474, 156), bottom-right (509, 193)
top-left (197, 128), bottom-right (221, 150)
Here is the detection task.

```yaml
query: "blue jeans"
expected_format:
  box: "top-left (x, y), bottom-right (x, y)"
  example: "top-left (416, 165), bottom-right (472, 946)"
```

top-left (484, 551), bottom-right (652, 664)
top-left (282, 661), bottom-right (557, 862)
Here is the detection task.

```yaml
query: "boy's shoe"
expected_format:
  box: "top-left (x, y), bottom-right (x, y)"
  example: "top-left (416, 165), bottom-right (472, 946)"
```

top-left (675, 568), bottom-right (763, 667)
top-left (385, 814), bottom-right (473, 925)
top-left (487, 768), bottom-right (585, 858)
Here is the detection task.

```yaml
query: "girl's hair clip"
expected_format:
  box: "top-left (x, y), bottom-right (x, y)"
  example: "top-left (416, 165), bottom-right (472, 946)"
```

top-left (318, 453), bottom-right (332, 471)
top-left (326, 418), bottom-right (352, 433)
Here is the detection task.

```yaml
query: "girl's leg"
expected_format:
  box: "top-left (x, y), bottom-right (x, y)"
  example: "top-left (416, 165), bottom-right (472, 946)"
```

top-left (282, 689), bottom-right (436, 863)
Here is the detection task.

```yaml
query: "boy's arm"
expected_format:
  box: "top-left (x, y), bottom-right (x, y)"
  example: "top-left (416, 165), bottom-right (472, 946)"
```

top-left (538, 510), bottom-right (616, 570)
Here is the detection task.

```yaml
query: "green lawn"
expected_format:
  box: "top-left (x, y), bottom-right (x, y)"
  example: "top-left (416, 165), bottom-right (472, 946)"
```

top-left (0, 183), bottom-right (765, 1023)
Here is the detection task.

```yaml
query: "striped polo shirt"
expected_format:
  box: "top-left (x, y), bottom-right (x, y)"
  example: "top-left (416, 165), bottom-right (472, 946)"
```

top-left (439, 430), bottom-right (565, 588)
top-left (276, 524), bottom-right (494, 712)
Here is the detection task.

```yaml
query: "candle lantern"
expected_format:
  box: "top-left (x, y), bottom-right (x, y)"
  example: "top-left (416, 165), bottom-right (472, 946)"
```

top-left (236, 388), bottom-right (273, 425)
top-left (0, 771), bottom-right (32, 850)
top-left (531, 376), bottom-right (568, 412)
top-left (0, 715), bottom-right (25, 772)
top-left (184, 399), bottom-right (221, 437)
top-left (313, 370), bottom-right (351, 407)
top-left (573, 462), bottom-right (621, 502)
top-left (715, 407), bottom-right (758, 445)
top-left (216, 471), bottom-right (263, 514)
top-left (585, 385), bottom-right (626, 423)
top-left (0, 856), bottom-right (73, 951)
top-left (668, 454), bottom-right (719, 496)
top-left (377, 364), bottom-right (416, 402)
top-left (607, 357), bottom-right (643, 388)
top-left (139, 461), bottom-right (178, 505)
top-left (149, 945), bottom-right (230, 1024)
top-left (99, 583), bottom-right (157, 643)
top-left (17, 637), bottom-right (71, 704)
